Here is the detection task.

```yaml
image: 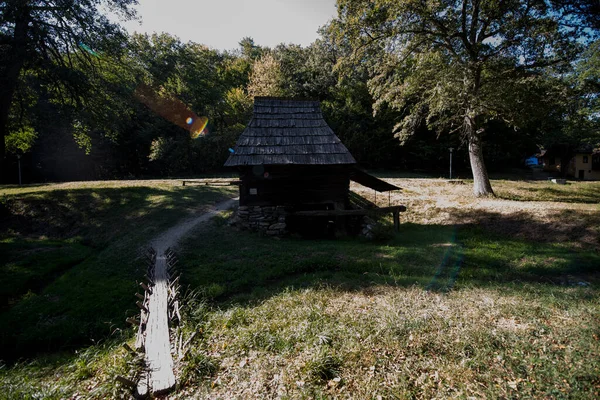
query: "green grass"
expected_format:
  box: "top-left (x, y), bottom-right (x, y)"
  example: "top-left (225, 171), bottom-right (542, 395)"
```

top-left (1, 177), bottom-right (599, 398)
top-left (179, 215), bottom-right (598, 302)
top-left (0, 238), bottom-right (92, 309)
top-left (167, 215), bottom-right (599, 398)
top-left (0, 332), bottom-right (141, 400)
top-left (0, 181), bottom-right (236, 360)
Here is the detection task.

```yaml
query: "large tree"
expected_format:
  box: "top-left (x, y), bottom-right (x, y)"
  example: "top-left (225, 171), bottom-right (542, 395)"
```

top-left (0, 0), bottom-right (137, 179)
top-left (334, 0), bottom-right (593, 196)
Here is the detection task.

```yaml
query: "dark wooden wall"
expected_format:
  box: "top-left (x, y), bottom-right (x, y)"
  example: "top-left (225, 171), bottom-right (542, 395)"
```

top-left (238, 165), bottom-right (351, 208)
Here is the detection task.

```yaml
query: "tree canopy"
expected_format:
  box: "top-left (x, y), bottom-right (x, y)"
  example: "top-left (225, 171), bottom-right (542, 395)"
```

top-left (1, 1), bottom-right (599, 188)
top-left (332, 0), bottom-right (595, 195)
top-left (0, 0), bottom-right (138, 180)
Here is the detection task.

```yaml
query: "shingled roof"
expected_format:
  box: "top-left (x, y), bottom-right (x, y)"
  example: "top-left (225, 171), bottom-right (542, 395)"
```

top-left (224, 97), bottom-right (357, 166)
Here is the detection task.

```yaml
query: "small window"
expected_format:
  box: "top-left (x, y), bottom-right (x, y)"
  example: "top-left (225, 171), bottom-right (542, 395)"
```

top-left (583, 155), bottom-right (589, 164)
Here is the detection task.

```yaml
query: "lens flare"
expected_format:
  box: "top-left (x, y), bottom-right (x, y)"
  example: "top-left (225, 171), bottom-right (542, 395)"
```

top-left (78, 43), bottom-right (98, 57)
top-left (189, 116), bottom-right (208, 139)
top-left (133, 83), bottom-right (208, 139)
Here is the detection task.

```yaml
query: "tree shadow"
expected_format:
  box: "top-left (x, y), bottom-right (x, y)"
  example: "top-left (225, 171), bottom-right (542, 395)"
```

top-left (178, 212), bottom-right (599, 312)
top-left (2, 200), bottom-right (597, 363)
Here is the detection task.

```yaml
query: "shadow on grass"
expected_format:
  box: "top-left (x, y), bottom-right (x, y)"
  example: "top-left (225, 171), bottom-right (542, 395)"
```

top-left (2, 196), bottom-right (597, 363)
top-left (0, 239), bottom-right (93, 310)
top-left (178, 212), bottom-right (599, 311)
top-left (0, 185), bottom-right (235, 362)
top-left (495, 183), bottom-right (600, 204)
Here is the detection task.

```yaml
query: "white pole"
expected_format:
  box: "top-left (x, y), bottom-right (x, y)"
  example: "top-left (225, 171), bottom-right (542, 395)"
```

top-left (17, 155), bottom-right (22, 185)
top-left (449, 148), bottom-right (454, 179)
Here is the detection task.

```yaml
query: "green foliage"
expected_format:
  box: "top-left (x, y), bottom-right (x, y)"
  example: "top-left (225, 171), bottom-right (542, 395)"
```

top-left (179, 350), bottom-right (219, 386)
top-left (332, 0), bottom-right (594, 194)
top-left (247, 53), bottom-right (287, 98)
top-left (5, 126), bottom-right (37, 155)
top-left (0, 0), bottom-right (137, 163)
top-left (1, 1), bottom-right (598, 184)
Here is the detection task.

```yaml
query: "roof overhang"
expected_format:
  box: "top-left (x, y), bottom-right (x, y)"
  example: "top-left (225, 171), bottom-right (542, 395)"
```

top-left (350, 168), bottom-right (400, 192)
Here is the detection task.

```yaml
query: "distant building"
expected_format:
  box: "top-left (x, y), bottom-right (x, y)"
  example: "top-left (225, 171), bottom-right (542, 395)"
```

top-left (539, 149), bottom-right (562, 173)
top-left (566, 145), bottom-right (600, 181)
top-left (539, 144), bottom-right (600, 180)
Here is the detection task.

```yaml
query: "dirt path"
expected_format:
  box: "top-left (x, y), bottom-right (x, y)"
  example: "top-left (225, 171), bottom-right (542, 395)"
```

top-left (150, 197), bottom-right (238, 254)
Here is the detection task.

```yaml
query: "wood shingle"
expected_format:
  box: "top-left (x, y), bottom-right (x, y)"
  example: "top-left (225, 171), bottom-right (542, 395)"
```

top-left (224, 97), bottom-right (356, 166)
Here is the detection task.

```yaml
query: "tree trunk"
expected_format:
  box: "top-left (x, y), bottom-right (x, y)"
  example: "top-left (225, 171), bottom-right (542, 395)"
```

top-left (465, 117), bottom-right (494, 197)
top-left (0, 4), bottom-right (30, 181)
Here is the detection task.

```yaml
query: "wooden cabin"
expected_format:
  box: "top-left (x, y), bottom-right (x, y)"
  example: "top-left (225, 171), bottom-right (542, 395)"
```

top-left (225, 97), bottom-right (401, 235)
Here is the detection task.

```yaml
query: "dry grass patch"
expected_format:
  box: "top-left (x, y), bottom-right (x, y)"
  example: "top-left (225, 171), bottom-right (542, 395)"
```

top-left (174, 285), bottom-right (599, 399)
top-left (351, 178), bottom-right (600, 250)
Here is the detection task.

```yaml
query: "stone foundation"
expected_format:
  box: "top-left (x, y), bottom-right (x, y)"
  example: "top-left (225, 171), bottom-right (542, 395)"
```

top-left (234, 205), bottom-right (287, 236)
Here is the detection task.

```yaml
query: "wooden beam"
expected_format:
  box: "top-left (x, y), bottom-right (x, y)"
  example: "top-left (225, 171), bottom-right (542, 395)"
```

top-left (116, 376), bottom-right (136, 389)
top-left (122, 343), bottom-right (137, 356)
top-left (292, 205), bottom-right (406, 217)
top-left (136, 301), bottom-right (149, 313)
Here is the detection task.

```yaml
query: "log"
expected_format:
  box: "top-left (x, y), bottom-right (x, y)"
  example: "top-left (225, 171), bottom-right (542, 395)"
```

top-left (123, 343), bottom-right (137, 355)
top-left (144, 274), bottom-right (155, 285)
top-left (116, 376), bottom-right (136, 389)
top-left (140, 282), bottom-right (152, 294)
top-left (136, 301), bottom-right (149, 313)
top-left (136, 372), bottom-right (149, 399)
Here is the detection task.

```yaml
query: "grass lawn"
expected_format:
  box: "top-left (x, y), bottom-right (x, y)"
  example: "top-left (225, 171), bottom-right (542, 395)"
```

top-left (0, 180), bottom-right (236, 361)
top-left (0, 177), bottom-right (599, 399)
top-left (167, 215), bottom-right (599, 399)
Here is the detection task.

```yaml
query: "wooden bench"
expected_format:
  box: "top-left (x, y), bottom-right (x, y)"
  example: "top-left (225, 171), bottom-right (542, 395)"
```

top-left (182, 179), bottom-right (241, 187)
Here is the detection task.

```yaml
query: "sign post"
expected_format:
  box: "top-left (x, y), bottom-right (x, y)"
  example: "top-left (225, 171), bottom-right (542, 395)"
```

top-left (449, 148), bottom-right (454, 180)
top-left (17, 154), bottom-right (21, 185)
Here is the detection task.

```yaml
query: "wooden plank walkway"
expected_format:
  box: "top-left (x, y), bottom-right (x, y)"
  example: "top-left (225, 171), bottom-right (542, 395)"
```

top-left (133, 198), bottom-right (238, 397)
top-left (144, 254), bottom-right (175, 395)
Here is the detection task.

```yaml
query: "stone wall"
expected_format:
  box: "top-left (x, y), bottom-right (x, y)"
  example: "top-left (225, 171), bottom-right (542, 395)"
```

top-left (234, 205), bottom-right (287, 236)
